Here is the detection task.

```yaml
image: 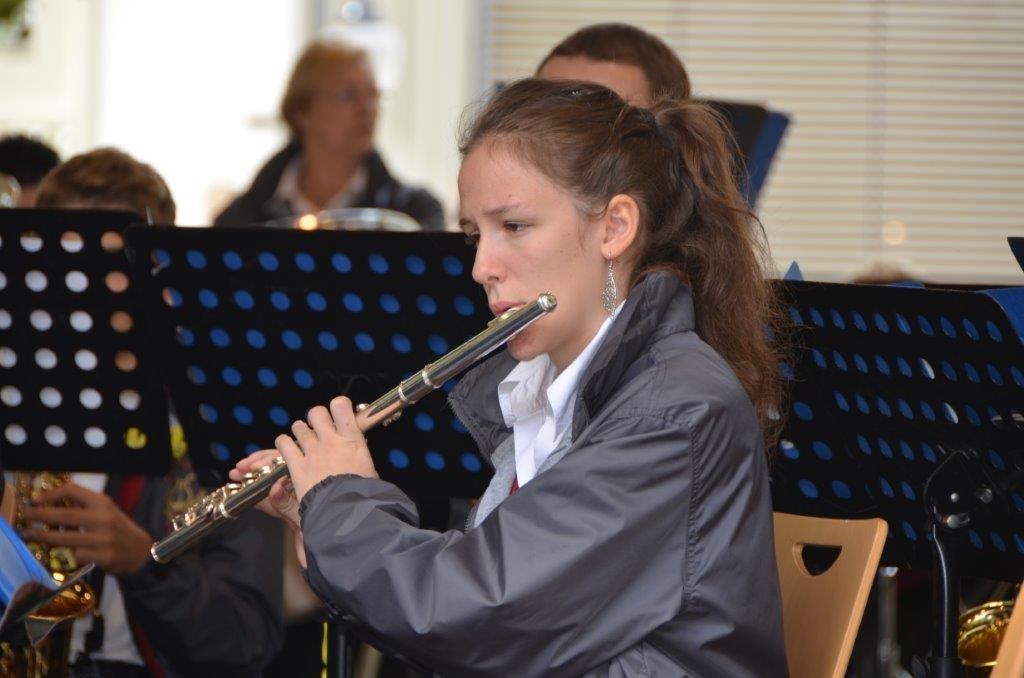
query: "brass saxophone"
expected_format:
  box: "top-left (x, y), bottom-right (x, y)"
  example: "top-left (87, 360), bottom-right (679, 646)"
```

top-left (151, 292), bottom-right (557, 563)
top-left (1, 472), bottom-right (97, 677)
top-left (958, 596), bottom-right (1017, 677)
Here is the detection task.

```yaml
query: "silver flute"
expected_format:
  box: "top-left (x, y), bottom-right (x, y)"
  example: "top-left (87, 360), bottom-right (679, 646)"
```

top-left (151, 293), bottom-right (557, 563)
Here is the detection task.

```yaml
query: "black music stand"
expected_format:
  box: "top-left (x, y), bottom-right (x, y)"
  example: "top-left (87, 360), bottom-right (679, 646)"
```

top-left (0, 209), bottom-right (171, 474)
top-left (774, 280), bottom-right (1024, 677)
top-left (125, 226), bottom-right (498, 678)
top-left (1008, 236), bottom-right (1024, 274)
top-left (704, 99), bottom-right (790, 206)
top-left (123, 226), bottom-right (494, 501)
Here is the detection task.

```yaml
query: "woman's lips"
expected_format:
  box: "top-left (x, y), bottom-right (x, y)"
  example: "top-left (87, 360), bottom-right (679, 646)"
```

top-left (490, 301), bottom-right (524, 316)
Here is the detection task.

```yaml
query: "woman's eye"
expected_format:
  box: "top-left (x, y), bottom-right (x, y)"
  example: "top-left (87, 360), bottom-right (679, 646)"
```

top-left (504, 222), bottom-right (528, 233)
top-left (464, 232), bottom-right (480, 247)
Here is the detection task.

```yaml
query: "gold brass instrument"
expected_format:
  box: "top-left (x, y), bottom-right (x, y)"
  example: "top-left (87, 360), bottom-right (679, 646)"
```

top-left (1, 472), bottom-right (97, 677)
top-left (958, 598), bottom-right (1016, 676)
top-left (151, 292), bottom-right (558, 564)
top-left (16, 473), bottom-right (81, 574)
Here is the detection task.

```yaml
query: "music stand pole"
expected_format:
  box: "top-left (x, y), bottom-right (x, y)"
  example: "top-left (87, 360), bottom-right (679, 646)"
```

top-left (923, 450), bottom-right (969, 678)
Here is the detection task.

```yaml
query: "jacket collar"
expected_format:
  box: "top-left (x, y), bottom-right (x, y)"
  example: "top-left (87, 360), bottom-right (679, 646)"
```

top-left (244, 140), bottom-right (394, 217)
top-left (449, 271), bottom-right (695, 463)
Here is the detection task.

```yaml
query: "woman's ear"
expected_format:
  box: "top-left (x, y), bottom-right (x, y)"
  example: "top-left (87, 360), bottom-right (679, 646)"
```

top-left (601, 194), bottom-right (640, 260)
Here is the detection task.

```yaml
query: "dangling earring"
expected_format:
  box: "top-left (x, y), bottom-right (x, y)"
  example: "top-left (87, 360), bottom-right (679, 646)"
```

top-left (602, 260), bottom-right (617, 315)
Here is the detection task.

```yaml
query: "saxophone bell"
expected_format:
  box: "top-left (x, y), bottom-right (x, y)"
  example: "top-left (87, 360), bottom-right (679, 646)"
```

top-left (958, 597), bottom-right (1016, 677)
top-left (1, 473), bottom-right (98, 676)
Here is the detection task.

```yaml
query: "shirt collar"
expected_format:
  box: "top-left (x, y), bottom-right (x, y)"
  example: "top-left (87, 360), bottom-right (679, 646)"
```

top-left (274, 155), bottom-right (368, 215)
top-left (497, 304), bottom-right (621, 432)
top-left (497, 355), bottom-right (553, 427)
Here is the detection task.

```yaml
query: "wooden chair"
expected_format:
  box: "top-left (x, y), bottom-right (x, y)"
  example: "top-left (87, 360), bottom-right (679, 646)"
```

top-left (773, 512), bottom-right (888, 678)
top-left (991, 583), bottom-right (1024, 678)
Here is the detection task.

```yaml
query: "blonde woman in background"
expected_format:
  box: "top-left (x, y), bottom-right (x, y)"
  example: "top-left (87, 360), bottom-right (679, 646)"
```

top-left (215, 39), bottom-right (444, 230)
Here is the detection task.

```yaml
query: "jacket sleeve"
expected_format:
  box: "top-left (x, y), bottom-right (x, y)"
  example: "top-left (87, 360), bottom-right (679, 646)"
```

top-left (300, 408), bottom-right (710, 677)
top-left (118, 508), bottom-right (285, 676)
top-left (396, 187), bottom-right (447, 231)
top-left (210, 198), bottom-right (247, 228)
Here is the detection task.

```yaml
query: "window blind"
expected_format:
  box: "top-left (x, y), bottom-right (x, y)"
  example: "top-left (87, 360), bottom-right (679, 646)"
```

top-left (482, 0), bottom-right (1024, 284)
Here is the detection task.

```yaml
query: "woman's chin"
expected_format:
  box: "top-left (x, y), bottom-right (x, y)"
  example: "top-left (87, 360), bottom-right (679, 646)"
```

top-left (507, 333), bottom-right (544, 363)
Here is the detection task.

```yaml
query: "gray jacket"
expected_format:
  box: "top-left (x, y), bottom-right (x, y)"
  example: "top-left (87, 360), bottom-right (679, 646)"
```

top-left (299, 272), bottom-right (788, 677)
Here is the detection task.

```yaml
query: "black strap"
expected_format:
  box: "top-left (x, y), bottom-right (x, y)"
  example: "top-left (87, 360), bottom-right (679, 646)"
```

top-left (71, 656), bottom-right (147, 678)
top-left (81, 563), bottom-right (106, 655)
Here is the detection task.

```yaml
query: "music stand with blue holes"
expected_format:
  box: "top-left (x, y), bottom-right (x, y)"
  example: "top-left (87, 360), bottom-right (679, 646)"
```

top-left (0, 209), bottom-right (171, 474)
top-left (123, 226), bottom-right (495, 501)
top-left (773, 280), bottom-right (1024, 677)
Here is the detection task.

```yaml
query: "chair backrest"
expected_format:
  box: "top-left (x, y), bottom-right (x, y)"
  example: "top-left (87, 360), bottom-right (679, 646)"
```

top-left (991, 583), bottom-right (1024, 678)
top-left (773, 512), bottom-right (888, 678)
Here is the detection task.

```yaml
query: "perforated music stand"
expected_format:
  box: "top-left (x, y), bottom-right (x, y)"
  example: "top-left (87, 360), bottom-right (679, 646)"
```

top-left (123, 226), bottom-right (494, 501)
top-left (774, 280), bottom-right (1024, 676)
top-left (1008, 237), bottom-right (1024, 274)
top-left (0, 209), bottom-right (171, 474)
top-left (703, 99), bottom-right (789, 206)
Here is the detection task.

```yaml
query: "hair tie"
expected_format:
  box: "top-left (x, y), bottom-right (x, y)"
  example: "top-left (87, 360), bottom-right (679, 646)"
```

top-left (639, 107), bottom-right (675, 152)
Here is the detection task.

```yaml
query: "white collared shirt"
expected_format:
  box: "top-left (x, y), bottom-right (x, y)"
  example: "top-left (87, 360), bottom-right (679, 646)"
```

top-left (497, 307), bottom-right (619, 487)
top-left (68, 473), bottom-right (145, 667)
top-left (275, 155), bottom-right (368, 215)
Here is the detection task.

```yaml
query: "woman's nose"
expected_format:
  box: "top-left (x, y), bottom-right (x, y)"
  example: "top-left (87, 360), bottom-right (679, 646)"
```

top-left (471, 237), bottom-right (503, 285)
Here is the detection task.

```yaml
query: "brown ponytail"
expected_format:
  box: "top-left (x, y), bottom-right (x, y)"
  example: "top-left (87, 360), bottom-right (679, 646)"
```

top-left (642, 102), bottom-right (785, 448)
top-left (460, 79), bottom-right (785, 450)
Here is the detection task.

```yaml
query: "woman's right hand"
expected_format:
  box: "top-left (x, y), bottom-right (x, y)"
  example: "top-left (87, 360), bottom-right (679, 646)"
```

top-left (230, 450), bottom-right (301, 529)
top-left (231, 450), bottom-right (308, 567)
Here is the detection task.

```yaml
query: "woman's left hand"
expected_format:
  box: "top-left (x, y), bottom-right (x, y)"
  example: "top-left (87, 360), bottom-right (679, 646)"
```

top-left (277, 396), bottom-right (379, 503)
top-left (22, 482), bottom-right (153, 575)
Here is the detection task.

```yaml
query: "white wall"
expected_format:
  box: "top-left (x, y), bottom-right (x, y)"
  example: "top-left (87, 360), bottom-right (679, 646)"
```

top-left (372, 0), bottom-right (480, 225)
top-left (1, 1), bottom-right (479, 226)
top-left (92, 0), bottom-right (309, 225)
top-left (0, 0), bottom-right (97, 153)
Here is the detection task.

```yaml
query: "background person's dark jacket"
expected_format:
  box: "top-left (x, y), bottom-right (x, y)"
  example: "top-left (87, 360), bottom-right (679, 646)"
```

top-left (111, 470), bottom-right (285, 677)
top-left (213, 141), bottom-right (446, 231)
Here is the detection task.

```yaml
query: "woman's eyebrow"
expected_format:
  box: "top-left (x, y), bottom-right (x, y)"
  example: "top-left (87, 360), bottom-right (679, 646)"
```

top-left (483, 202), bottom-right (522, 217)
top-left (459, 202), bottom-right (528, 229)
